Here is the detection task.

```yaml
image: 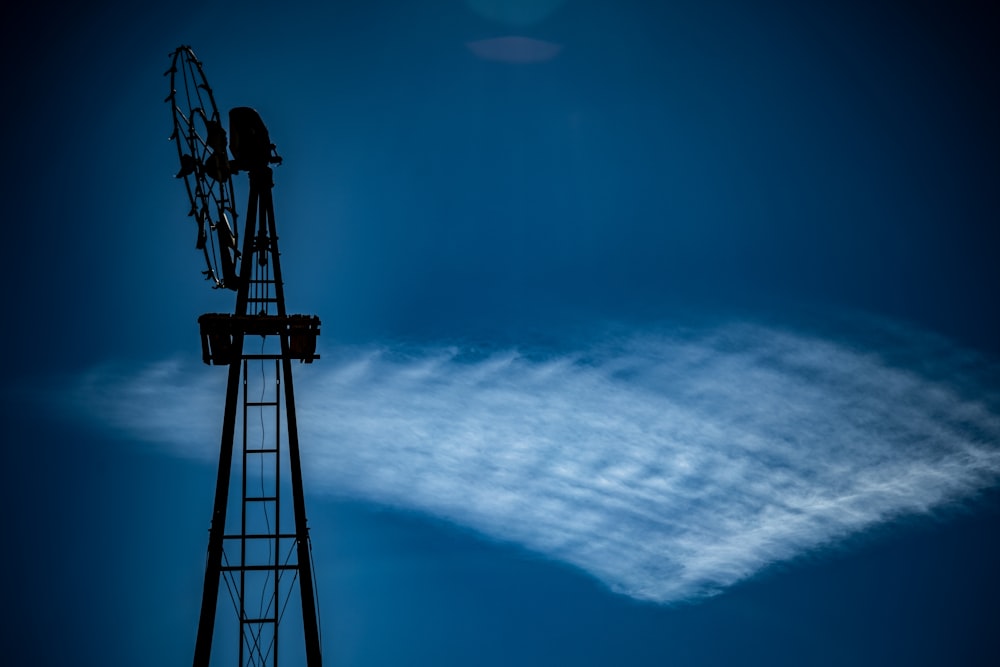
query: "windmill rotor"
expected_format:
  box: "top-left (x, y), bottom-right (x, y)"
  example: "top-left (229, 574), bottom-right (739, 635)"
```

top-left (166, 45), bottom-right (241, 290)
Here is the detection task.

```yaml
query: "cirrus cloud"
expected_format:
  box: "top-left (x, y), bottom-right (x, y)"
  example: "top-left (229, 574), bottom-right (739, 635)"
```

top-left (68, 320), bottom-right (1000, 603)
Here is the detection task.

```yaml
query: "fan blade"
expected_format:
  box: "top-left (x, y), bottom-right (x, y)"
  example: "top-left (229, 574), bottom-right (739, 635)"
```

top-left (175, 154), bottom-right (197, 178)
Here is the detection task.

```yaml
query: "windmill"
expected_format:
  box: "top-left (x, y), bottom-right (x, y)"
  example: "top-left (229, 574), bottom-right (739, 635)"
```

top-left (165, 45), bottom-right (323, 667)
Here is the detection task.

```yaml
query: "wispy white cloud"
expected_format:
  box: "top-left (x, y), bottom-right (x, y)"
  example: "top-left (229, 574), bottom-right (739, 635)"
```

top-left (67, 321), bottom-right (1000, 603)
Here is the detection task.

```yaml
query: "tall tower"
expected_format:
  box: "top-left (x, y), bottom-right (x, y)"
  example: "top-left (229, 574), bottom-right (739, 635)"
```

top-left (166, 47), bottom-right (323, 667)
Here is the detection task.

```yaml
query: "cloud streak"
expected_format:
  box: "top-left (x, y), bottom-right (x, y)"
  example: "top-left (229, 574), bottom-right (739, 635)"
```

top-left (68, 321), bottom-right (1000, 603)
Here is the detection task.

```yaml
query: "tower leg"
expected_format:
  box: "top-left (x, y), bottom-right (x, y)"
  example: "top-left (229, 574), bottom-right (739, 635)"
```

top-left (281, 337), bottom-right (323, 667)
top-left (193, 339), bottom-right (245, 667)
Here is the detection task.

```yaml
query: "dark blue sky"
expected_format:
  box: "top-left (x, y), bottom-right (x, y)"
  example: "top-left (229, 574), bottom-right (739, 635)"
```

top-left (3, 1), bottom-right (1000, 665)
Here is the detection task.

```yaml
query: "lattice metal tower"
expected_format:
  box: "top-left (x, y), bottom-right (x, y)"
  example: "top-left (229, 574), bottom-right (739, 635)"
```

top-left (166, 46), bottom-right (323, 667)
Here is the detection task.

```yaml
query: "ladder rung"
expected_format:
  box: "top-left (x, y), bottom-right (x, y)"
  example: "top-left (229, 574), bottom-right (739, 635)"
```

top-left (245, 496), bottom-right (277, 502)
top-left (244, 448), bottom-right (278, 454)
top-left (246, 401), bottom-right (279, 407)
top-left (222, 564), bottom-right (298, 572)
top-left (225, 532), bottom-right (297, 540)
top-left (242, 618), bottom-right (277, 624)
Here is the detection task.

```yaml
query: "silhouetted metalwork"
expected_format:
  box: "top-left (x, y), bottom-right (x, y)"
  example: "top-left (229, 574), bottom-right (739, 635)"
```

top-left (167, 48), bottom-right (240, 290)
top-left (166, 45), bottom-right (323, 667)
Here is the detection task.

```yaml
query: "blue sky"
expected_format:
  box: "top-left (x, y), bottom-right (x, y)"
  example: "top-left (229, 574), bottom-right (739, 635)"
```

top-left (3, 1), bottom-right (1000, 665)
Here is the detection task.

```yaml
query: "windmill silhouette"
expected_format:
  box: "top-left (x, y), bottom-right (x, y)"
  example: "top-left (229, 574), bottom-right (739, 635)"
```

top-left (166, 45), bottom-right (323, 667)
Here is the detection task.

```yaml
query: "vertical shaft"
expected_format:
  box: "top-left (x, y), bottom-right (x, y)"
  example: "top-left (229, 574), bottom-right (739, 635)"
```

top-left (193, 184), bottom-right (260, 667)
top-left (263, 178), bottom-right (324, 667)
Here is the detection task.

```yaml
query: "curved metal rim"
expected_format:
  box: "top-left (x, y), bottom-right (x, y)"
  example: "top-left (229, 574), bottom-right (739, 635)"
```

top-left (166, 45), bottom-right (239, 289)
